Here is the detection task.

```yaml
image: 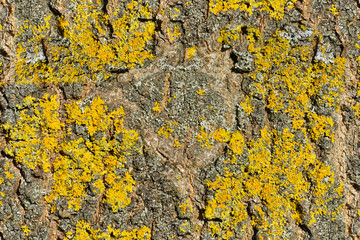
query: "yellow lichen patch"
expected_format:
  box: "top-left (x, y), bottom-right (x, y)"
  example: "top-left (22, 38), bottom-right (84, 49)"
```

top-left (179, 199), bottom-right (193, 215)
top-left (197, 89), bottom-right (205, 96)
top-left (3, 94), bottom-right (63, 172)
top-left (329, 4), bottom-right (339, 15)
top-left (64, 220), bottom-right (151, 240)
top-left (179, 222), bottom-right (191, 233)
top-left (186, 46), bottom-right (197, 59)
top-left (0, 192), bottom-right (4, 207)
top-left (169, 7), bottom-right (181, 19)
top-left (217, 25), bottom-right (243, 45)
top-left (173, 139), bottom-right (181, 148)
top-left (266, 90), bottom-right (283, 113)
top-left (66, 97), bottom-right (111, 136)
top-left (308, 112), bottom-right (334, 142)
top-left (209, 0), bottom-right (249, 15)
top-left (196, 127), bottom-right (214, 149)
top-left (3, 162), bottom-right (14, 180)
top-left (196, 127), bottom-right (232, 149)
top-left (21, 225), bottom-right (31, 236)
top-left (228, 131), bottom-right (246, 156)
top-left (213, 128), bottom-right (231, 142)
top-left (152, 101), bottom-right (161, 112)
top-left (209, 0), bottom-right (296, 20)
top-left (240, 96), bottom-right (254, 115)
top-left (15, 0), bottom-right (155, 85)
top-left (158, 122), bottom-right (175, 139)
top-left (0, 178), bottom-right (3, 207)
top-left (202, 26), bottom-right (346, 236)
top-left (5, 171), bottom-right (14, 180)
top-left (354, 42), bottom-right (360, 116)
top-left (204, 127), bottom-right (337, 238)
top-left (247, 29), bottom-right (345, 132)
top-left (0, 162), bottom-right (14, 207)
top-left (104, 171), bottom-right (135, 212)
top-left (167, 25), bottom-right (182, 42)
top-left (3, 95), bottom-right (140, 212)
top-left (203, 27), bottom-right (346, 238)
top-left (353, 102), bottom-right (360, 116)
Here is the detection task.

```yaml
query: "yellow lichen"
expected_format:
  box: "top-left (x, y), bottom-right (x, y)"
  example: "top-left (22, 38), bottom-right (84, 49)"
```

top-left (21, 225), bottom-right (31, 236)
top-left (213, 128), bottom-right (231, 142)
top-left (15, 0), bottom-right (155, 85)
top-left (186, 46), bottom-right (197, 59)
top-left (228, 131), bottom-right (246, 156)
top-left (179, 222), bottom-right (191, 233)
top-left (197, 89), bottom-right (205, 96)
top-left (179, 199), bottom-right (193, 215)
top-left (196, 127), bottom-right (214, 149)
top-left (64, 220), bottom-right (151, 240)
top-left (247, 29), bottom-right (345, 133)
top-left (217, 25), bottom-right (243, 45)
top-left (240, 96), bottom-right (254, 115)
top-left (308, 112), bottom-right (334, 142)
top-left (158, 122), bottom-right (175, 139)
top-left (0, 167), bottom-right (4, 206)
top-left (3, 95), bottom-right (140, 212)
top-left (204, 26), bottom-right (345, 239)
top-left (353, 102), bottom-right (360, 116)
top-left (209, 0), bottom-right (296, 20)
top-left (169, 7), bottom-right (181, 19)
top-left (205, 127), bottom-right (338, 238)
top-left (152, 102), bottom-right (161, 112)
top-left (173, 139), bottom-right (181, 148)
top-left (267, 90), bottom-right (283, 113)
top-left (354, 41), bottom-right (360, 116)
top-left (329, 4), bottom-right (339, 15)
top-left (167, 25), bottom-right (182, 42)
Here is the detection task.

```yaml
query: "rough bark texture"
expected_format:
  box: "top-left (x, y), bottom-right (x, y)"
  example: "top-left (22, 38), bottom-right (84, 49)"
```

top-left (1, 0), bottom-right (360, 239)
